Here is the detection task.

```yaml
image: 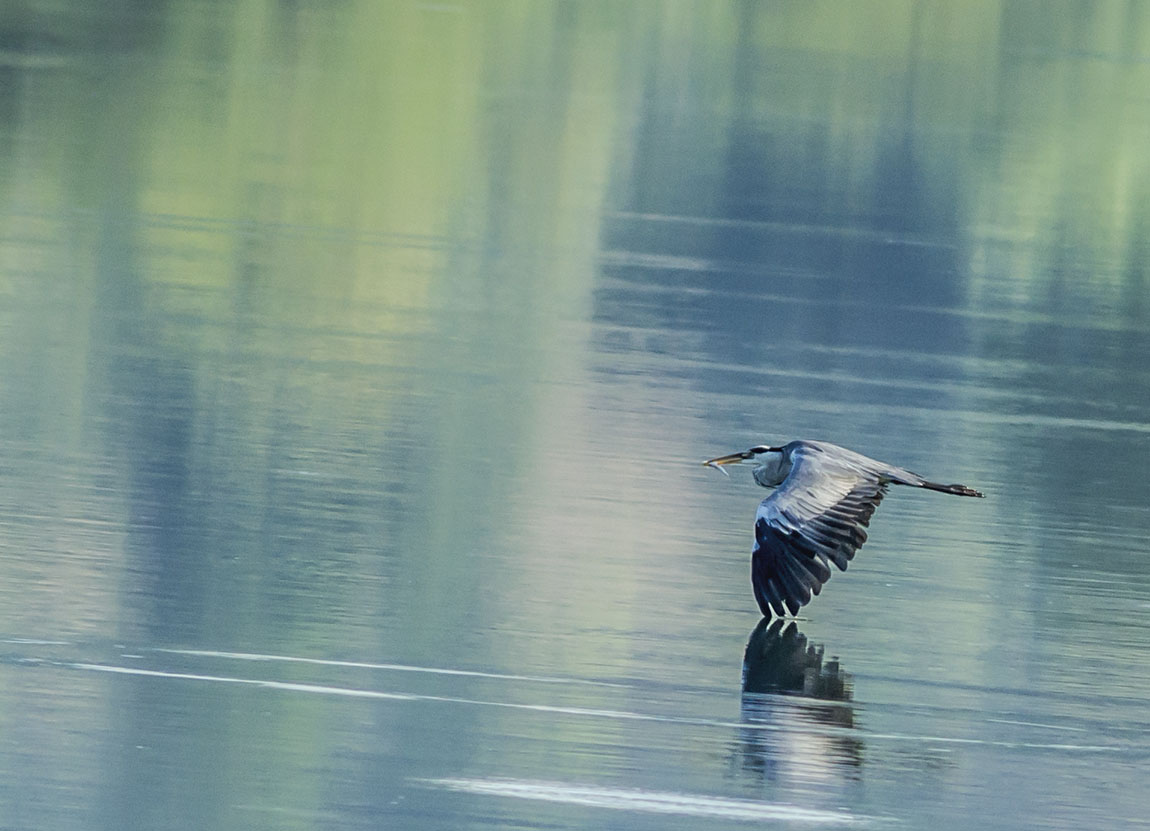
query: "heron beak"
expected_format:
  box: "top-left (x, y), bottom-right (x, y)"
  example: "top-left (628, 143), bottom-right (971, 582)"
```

top-left (702, 451), bottom-right (753, 477)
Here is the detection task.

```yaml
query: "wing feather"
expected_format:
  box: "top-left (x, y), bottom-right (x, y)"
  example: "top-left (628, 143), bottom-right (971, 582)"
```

top-left (751, 442), bottom-right (889, 617)
top-left (775, 558), bottom-right (810, 611)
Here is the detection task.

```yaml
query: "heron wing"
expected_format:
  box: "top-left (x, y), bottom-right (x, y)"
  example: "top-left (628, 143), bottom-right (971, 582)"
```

top-left (751, 443), bottom-right (888, 617)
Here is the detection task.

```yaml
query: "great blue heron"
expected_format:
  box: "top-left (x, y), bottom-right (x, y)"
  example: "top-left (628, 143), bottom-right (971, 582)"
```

top-left (704, 440), bottom-right (983, 617)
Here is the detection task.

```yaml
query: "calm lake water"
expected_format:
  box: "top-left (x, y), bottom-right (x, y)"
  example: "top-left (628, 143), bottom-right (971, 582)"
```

top-left (2, 2), bottom-right (1150, 829)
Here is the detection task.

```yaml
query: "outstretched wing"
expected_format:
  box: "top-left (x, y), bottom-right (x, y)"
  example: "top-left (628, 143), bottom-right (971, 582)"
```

top-left (751, 443), bottom-right (889, 617)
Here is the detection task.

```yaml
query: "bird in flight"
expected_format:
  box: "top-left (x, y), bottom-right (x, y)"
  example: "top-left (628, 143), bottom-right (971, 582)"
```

top-left (704, 440), bottom-right (983, 617)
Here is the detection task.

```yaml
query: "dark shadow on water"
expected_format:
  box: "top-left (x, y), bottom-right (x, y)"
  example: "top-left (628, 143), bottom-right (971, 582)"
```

top-left (735, 618), bottom-right (863, 784)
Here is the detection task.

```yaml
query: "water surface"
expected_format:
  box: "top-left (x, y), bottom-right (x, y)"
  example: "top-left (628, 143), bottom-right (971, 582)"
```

top-left (2, 3), bottom-right (1149, 829)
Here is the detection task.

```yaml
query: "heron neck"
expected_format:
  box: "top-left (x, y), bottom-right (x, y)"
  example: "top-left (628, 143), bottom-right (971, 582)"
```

top-left (753, 453), bottom-right (790, 487)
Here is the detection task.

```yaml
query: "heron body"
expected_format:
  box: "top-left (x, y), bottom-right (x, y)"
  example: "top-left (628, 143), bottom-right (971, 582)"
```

top-left (704, 440), bottom-right (983, 618)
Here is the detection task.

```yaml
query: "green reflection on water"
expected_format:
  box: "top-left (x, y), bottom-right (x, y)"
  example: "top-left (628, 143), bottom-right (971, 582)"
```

top-left (1, 2), bottom-right (1149, 829)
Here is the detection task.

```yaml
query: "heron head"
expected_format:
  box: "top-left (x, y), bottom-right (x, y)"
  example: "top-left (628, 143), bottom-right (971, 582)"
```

top-left (703, 445), bottom-right (782, 481)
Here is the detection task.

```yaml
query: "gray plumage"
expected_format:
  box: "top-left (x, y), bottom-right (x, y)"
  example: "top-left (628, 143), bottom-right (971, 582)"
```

top-left (704, 440), bottom-right (983, 617)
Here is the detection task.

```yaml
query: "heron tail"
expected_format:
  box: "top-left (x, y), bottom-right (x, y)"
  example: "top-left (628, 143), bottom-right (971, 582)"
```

top-left (919, 480), bottom-right (984, 498)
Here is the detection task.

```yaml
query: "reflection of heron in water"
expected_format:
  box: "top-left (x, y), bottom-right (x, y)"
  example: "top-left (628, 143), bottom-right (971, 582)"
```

top-left (737, 618), bottom-right (861, 783)
top-left (704, 440), bottom-right (983, 616)
top-left (742, 618), bottom-right (852, 701)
